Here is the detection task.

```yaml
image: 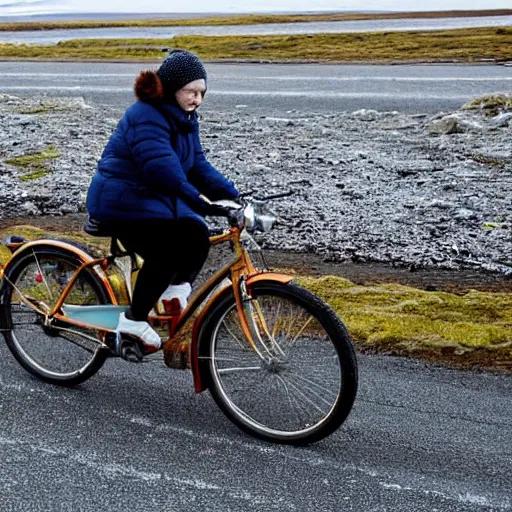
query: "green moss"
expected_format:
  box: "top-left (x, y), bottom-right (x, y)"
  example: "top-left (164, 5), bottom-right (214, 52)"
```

top-left (16, 101), bottom-right (62, 115)
top-left (19, 170), bottom-right (49, 181)
top-left (461, 94), bottom-right (512, 116)
top-left (19, 106), bottom-right (58, 115)
top-left (296, 275), bottom-right (512, 356)
top-left (471, 154), bottom-right (507, 168)
top-left (0, 226), bottom-right (109, 264)
top-left (482, 222), bottom-right (501, 230)
top-left (5, 145), bottom-right (60, 181)
top-left (0, 244), bottom-right (11, 264)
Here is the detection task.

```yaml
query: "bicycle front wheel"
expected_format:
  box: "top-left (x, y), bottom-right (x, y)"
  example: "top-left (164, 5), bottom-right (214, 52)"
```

top-left (0, 245), bottom-right (111, 386)
top-left (200, 281), bottom-right (358, 445)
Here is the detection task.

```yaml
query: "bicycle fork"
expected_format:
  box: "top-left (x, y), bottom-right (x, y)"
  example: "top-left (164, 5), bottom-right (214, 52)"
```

top-left (236, 276), bottom-right (286, 364)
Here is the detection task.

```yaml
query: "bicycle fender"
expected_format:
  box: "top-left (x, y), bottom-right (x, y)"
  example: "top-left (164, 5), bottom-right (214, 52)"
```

top-left (190, 272), bottom-right (293, 393)
top-left (245, 273), bottom-right (294, 286)
top-left (0, 239), bottom-right (116, 304)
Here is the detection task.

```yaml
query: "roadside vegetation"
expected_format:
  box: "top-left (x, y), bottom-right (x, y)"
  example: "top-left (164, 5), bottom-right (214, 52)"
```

top-left (5, 145), bottom-right (61, 181)
top-left (0, 9), bottom-right (510, 31)
top-left (462, 93), bottom-right (512, 116)
top-left (0, 225), bottom-right (510, 370)
top-left (0, 27), bottom-right (510, 63)
top-left (298, 275), bottom-right (512, 370)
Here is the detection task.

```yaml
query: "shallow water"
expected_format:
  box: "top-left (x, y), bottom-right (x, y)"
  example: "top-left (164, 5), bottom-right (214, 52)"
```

top-left (0, 15), bottom-right (510, 45)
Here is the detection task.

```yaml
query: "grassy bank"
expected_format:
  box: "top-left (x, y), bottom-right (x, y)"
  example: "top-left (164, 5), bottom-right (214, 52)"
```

top-left (0, 27), bottom-right (511, 63)
top-left (1, 225), bottom-right (511, 370)
top-left (0, 9), bottom-right (511, 32)
top-left (298, 275), bottom-right (512, 370)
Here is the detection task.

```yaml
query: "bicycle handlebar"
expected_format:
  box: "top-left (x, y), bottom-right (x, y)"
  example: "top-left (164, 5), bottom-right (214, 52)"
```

top-left (239, 190), bottom-right (295, 201)
top-left (205, 190), bottom-right (294, 233)
top-left (252, 190), bottom-right (295, 201)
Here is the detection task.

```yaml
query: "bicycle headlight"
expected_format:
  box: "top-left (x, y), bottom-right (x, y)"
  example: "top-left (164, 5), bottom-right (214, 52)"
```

top-left (257, 214), bottom-right (276, 232)
top-left (243, 203), bottom-right (276, 233)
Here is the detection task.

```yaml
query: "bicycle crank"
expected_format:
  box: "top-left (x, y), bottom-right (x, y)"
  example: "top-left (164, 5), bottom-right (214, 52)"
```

top-left (112, 333), bottom-right (144, 363)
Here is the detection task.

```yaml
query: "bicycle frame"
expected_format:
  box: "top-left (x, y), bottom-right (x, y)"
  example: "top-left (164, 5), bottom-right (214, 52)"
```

top-left (0, 227), bottom-right (292, 392)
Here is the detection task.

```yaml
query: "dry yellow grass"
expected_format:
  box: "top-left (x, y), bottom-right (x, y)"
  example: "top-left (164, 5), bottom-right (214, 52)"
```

top-left (0, 27), bottom-right (510, 63)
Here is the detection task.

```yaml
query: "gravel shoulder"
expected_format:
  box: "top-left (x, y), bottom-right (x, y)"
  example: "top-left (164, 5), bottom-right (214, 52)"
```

top-left (1, 93), bottom-right (511, 284)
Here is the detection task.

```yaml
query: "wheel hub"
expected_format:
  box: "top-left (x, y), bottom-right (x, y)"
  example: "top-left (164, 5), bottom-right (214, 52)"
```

top-left (266, 358), bottom-right (286, 374)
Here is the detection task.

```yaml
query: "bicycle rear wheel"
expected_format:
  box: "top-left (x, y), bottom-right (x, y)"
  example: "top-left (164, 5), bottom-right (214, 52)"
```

top-left (0, 245), bottom-right (111, 386)
top-left (200, 281), bottom-right (358, 445)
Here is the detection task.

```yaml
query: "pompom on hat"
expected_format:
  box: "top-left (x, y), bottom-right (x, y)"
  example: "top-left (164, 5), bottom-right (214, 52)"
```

top-left (134, 49), bottom-right (207, 103)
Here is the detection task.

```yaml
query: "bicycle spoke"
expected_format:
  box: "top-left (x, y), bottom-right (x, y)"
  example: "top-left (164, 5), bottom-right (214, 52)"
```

top-left (276, 374), bottom-right (328, 415)
top-left (284, 373), bottom-right (338, 408)
top-left (217, 366), bottom-right (261, 374)
top-left (287, 353), bottom-right (340, 367)
top-left (3, 276), bottom-right (49, 317)
top-left (250, 302), bottom-right (287, 358)
top-left (289, 316), bottom-right (314, 346)
top-left (223, 321), bottom-right (250, 350)
top-left (271, 302), bottom-right (281, 338)
top-left (31, 249), bottom-right (54, 304)
top-left (275, 374), bottom-right (314, 421)
top-left (199, 354), bottom-right (257, 363)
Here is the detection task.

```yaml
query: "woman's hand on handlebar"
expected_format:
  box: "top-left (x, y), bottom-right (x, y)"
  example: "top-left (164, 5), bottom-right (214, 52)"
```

top-left (200, 195), bottom-right (243, 217)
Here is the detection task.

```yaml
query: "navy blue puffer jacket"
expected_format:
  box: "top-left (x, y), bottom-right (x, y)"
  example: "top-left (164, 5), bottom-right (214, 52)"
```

top-left (86, 95), bottom-right (238, 227)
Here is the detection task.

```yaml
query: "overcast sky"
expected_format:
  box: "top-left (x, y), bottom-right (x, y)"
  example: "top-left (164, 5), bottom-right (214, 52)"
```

top-left (1, 0), bottom-right (511, 15)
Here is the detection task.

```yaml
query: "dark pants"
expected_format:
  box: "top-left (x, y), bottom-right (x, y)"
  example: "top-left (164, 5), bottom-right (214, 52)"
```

top-left (111, 219), bottom-right (210, 321)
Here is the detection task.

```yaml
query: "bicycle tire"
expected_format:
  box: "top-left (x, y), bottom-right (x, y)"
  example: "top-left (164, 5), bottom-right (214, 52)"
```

top-left (199, 281), bottom-right (358, 445)
top-left (0, 244), bottom-right (111, 386)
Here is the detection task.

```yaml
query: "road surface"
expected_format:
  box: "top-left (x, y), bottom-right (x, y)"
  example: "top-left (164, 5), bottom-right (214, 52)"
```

top-left (0, 61), bottom-right (511, 114)
top-left (1, 341), bottom-right (511, 511)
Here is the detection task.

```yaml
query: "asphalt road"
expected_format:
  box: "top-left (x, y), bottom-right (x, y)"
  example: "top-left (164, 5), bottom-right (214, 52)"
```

top-left (1, 340), bottom-right (511, 511)
top-left (1, 61), bottom-right (511, 114)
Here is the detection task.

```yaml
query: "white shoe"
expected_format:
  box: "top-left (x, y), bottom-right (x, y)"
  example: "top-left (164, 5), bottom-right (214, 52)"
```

top-left (116, 312), bottom-right (162, 350)
top-left (158, 282), bottom-right (192, 311)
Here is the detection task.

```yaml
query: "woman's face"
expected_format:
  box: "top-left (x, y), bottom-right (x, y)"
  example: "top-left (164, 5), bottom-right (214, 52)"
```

top-left (175, 79), bottom-right (206, 112)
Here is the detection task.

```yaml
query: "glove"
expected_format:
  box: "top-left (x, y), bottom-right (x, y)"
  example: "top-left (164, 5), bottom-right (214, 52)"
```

top-left (196, 194), bottom-right (226, 217)
top-left (208, 199), bottom-right (243, 210)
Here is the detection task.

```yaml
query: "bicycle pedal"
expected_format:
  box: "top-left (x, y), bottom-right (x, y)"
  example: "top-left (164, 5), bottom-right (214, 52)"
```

top-left (115, 333), bottom-right (143, 363)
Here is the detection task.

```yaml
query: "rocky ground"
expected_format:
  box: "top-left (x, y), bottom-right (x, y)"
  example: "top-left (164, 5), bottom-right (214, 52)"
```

top-left (1, 93), bottom-right (511, 278)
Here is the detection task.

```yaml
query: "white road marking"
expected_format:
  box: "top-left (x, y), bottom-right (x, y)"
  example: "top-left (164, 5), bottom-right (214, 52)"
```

top-left (118, 411), bottom-right (512, 510)
top-left (0, 85), bottom-right (474, 99)
top-left (0, 435), bottom-right (294, 507)
top-left (1, 72), bottom-right (511, 82)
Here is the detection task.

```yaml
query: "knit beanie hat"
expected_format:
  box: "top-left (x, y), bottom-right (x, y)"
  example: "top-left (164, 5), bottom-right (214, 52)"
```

top-left (156, 50), bottom-right (207, 97)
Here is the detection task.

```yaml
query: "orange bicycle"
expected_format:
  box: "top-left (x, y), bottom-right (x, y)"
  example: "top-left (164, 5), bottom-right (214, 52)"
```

top-left (0, 195), bottom-right (357, 444)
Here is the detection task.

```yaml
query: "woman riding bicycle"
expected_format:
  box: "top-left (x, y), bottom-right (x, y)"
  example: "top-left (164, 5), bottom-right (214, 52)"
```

top-left (86, 49), bottom-right (239, 353)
